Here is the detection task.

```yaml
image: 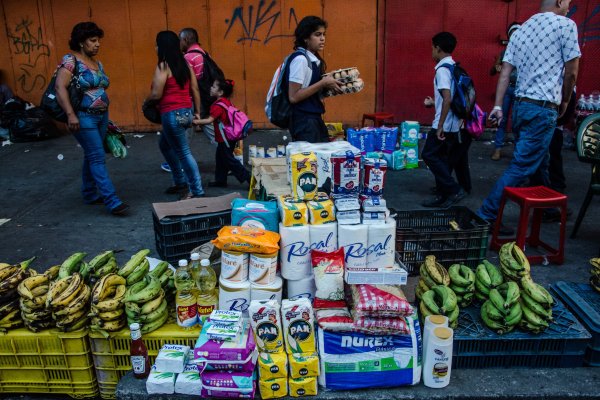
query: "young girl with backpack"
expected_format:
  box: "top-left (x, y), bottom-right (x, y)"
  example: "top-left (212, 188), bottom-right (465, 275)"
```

top-left (193, 78), bottom-right (250, 187)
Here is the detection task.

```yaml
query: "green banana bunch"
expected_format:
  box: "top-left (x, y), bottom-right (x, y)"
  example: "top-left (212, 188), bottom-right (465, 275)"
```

top-left (419, 255), bottom-right (450, 288)
top-left (415, 279), bottom-right (430, 301)
top-left (58, 253), bottom-right (87, 279)
top-left (126, 259), bottom-right (150, 286)
top-left (448, 264), bottom-right (475, 307)
top-left (499, 242), bottom-right (531, 283)
top-left (474, 260), bottom-right (504, 302)
top-left (118, 250), bottom-right (151, 278)
top-left (519, 298), bottom-right (549, 333)
top-left (420, 286), bottom-right (459, 328)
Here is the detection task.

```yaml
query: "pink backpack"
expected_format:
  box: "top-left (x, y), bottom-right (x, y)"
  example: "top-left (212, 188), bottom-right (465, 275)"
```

top-left (216, 101), bottom-right (253, 142)
top-left (465, 103), bottom-right (486, 139)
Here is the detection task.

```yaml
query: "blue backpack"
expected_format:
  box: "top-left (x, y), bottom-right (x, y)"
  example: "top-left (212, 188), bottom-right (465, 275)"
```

top-left (437, 63), bottom-right (476, 120)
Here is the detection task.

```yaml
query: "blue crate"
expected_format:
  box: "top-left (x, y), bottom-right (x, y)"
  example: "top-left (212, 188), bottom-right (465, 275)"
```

top-left (550, 281), bottom-right (600, 367)
top-left (452, 295), bottom-right (591, 369)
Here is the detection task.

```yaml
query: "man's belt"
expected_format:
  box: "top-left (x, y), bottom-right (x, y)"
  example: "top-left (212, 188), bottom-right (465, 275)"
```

top-left (516, 97), bottom-right (558, 110)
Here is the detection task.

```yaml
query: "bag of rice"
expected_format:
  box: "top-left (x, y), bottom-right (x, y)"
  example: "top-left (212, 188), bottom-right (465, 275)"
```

top-left (350, 284), bottom-right (413, 317)
top-left (315, 308), bottom-right (354, 332)
top-left (311, 248), bottom-right (345, 309)
top-left (352, 315), bottom-right (410, 335)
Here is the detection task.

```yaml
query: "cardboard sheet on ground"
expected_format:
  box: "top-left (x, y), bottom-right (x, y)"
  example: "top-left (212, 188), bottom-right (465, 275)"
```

top-left (249, 157), bottom-right (291, 198)
top-left (152, 192), bottom-right (242, 220)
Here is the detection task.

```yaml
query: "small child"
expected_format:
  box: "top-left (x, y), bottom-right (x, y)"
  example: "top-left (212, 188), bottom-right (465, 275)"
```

top-left (193, 79), bottom-right (250, 187)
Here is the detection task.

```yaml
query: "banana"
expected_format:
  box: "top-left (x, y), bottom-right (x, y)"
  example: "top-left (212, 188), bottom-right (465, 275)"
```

top-left (424, 256), bottom-right (450, 285)
top-left (60, 315), bottom-right (88, 332)
top-left (504, 302), bottom-right (523, 327)
top-left (140, 308), bottom-right (168, 334)
top-left (79, 262), bottom-right (93, 283)
top-left (140, 289), bottom-right (166, 315)
top-left (58, 253), bottom-right (87, 279)
top-left (125, 276), bottom-right (161, 304)
top-left (125, 305), bottom-right (140, 320)
top-left (483, 299), bottom-right (504, 321)
top-left (431, 285), bottom-right (457, 314)
top-left (94, 307), bottom-right (125, 322)
top-left (93, 286), bottom-right (126, 312)
top-left (520, 300), bottom-right (549, 329)
top-left (0, 258), bottom-right (33, 292)
top-left (92, 318), bottom-right (126, 332)
top-left (44, 265), bottom-right (60, 280)
top-left (0, 309), bottom-right (21, 324)
top-left (118, 249), bottom-right (151, 278)
top-left (419, 265), bottom-right (439, 289)
top-left (500, 261), bottom-right (523, 282)
top-left (92, 273), bottom-right (127, 304)
top-left (0, 264), bottom-right (18, 281)
top-left (21, 295), bottom-right (46, 309)
top-left (518, 319), bottom-right (545, 334)
top-left (474, 277), bottom-right (491, 296)
top-left (45, 277), bottom-right (70, 308)
top-left (17, 274), bottom-right (50, 300)
top-left (415, 284), bottom-right (425, 300)
top-left (21, 309), bottom-right (52, 322)
top-left (482, 260), bottom-right (504, 287)
top-left (0, 298), bottom-right (20, 319)
top-left (53, 285), bottom-right (91, 317)
top-left (521, 277), bottom-right (552, 306)
top-left (51, 273), bottom-right (84, 308)
top-left (511, 244), bottom-right (531, 274)
top-left (149, 261), bottom-right (169, 279)
top-left (158, 269), bottom-right (174, 288)
top-left (55, 307), bottom-right (87, 327)
top-left (489, 288), bottom-right (509, 315)
top-left (126, 259), bottom-right (150, 286)
top-left (497, 281), bottom-right (520, 308)
top-left (520, 291), bottom-right (552, 321)
top-left (419, 301), bottom-right (435, 318)
top-left (418, 279), bottom-right (430, 293)
top-left (139, 299), bottom-right (168, 323)
top-left (31, 285), bottom-right (49, 297)
top-left (421, 289), bottom-right (440, 314)
top-left (88, 251), bottom-right (114, 271)
top-left (450, 283), bottom-right (473, 295)
top-left (19, 300), bottom-right (40, 314)
top-left (448, 264), bottom-right (471, 287)
top-left (446, 304), bottom-right (460, 325)
top-left (474, 291), bottom-right (488, 303)
top-left (475, 264), bottom-right (492, 288)
top-left (534, 283), bottom-right (554, 306)
top-left (94, 258), bottom-right (118, 278)
top-left (481, 301), bottom-right (507, 334)
top-left (0, 319), bottom-right (24, 330)
top-left (23, 319), bottom-right (54, 332)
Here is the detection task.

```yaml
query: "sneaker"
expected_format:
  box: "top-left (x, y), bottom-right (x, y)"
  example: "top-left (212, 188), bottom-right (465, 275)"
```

top-left (208, 181), bottom-right (228, 188)
top-left (491, 149), bottom-right (501, 161)
top-left (421, 196), bottom-right (447, 208)
top-left (439, 188), bottom-right (467, 208)
top-left (164, 184), bottom-right (188, 194)
top-left (110, 203), bottom-right (130, 216)
top-left (161, 162), bottom-right (171, 173)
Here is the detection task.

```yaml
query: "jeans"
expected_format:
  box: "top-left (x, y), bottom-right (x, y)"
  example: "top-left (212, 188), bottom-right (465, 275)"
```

top-left (159, 108), bottom-right (204, 196)
top-left (448, 131), bottom-right (472, 193)
top-left (73, 111), bottom-right (122, 210)
top-left (289, 111), bottom-right (329, 143)
top-left (214, 141), bottom-right (250, 184)
top-left (422, 129), bottom-right (462, 197)
top-left (529, 126), bottom-right (566, 193)
top-left (495, 85), bottom-right (516, 148)
top-left (478, 102), bottom-right (558, 221)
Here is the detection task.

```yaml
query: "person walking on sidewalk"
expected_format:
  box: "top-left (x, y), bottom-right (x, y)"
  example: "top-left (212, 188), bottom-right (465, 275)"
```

top-left (193, 78), bottom-right (250, 187)
top-left (55, 22), bottom-right (129, 216)
top-left (421, 31), bottom-right (467, 208)
top-left (478, 0), bottom-right (580, 229)
top-left (146, 31), bottom-right (205, 200)
top-left (287, 16), bottom-right (342, 143)
top-left (490, 22), bottom-right (520, 161)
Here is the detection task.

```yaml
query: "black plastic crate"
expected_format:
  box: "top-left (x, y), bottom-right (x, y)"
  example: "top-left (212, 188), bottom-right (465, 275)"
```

top-left (452, 296), bottom-right (591, 369)
top-left (395, 206), bottom-right (489, 276)
top-left (153, 210), bottom-right (230, 264)
top-left (550, 281), bottom-right (600, 366)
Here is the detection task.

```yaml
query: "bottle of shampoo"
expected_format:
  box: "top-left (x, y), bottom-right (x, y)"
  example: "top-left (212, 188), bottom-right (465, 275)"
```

top-left (423, 326), bottom-right (453, 388)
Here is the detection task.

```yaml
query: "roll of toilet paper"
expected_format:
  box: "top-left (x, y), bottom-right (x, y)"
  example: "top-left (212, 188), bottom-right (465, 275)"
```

top-left (309, 223), bottom-right (338, 253)
top-left (280, 223), bottom-right (312, 280)
top-left (251, 276), bottom-right (283, 303)
top-left (366, 218), bottom-right (396, 269)
top-left (286, 276), bottom-right (317, 302)
top-left (338, 223), bottom-right (368, 269)
top-left (219, 277), bottom-right (251, 315)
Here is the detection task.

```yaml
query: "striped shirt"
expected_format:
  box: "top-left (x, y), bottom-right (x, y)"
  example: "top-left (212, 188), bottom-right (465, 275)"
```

top-left (184, 43), bottom-right (205, 80)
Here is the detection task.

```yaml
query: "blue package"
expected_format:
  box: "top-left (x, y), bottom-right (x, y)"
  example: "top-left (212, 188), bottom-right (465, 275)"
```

top-left (375, 127), bottom-right (399, 153)
top-left (346, 128), bottom-right (375, 154)
top-left (391, 149), bottom-right (406, 170)
top-left (230, 199), bottom-right (279, 233)
top-left (401, 121), bottom-right (420, 147)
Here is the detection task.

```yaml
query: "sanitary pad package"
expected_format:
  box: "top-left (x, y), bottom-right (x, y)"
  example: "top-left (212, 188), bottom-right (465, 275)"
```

top-left (194, 320), bottom-right (257, 372)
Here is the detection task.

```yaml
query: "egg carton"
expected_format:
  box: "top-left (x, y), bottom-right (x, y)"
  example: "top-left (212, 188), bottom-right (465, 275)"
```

top-left (323, 78), bottom-right (364, 98)
top-left (323, 67), bottom-right (360, 83)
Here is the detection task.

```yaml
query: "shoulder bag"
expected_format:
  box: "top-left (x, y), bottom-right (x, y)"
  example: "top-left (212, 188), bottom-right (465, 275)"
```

top-left (40, 54), bottom-right (83, 123)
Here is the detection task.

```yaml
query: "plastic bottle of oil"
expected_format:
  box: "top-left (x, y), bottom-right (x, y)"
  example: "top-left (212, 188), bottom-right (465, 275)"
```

top-left (196, 258), bottom-right (218, 327)
top-left (174, 259), bottom-right (197, 328)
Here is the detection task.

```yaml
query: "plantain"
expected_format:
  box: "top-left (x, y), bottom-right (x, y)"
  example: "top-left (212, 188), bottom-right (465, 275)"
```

top-left (94, 307), bottom-right (125, 322)
top-left (474, 278), bottom-right (491, 296)
top-left (482, 260), bottom-right (504, 287)
top-left (126, 259), bottom-right (150, 286)
top-left (88, 251), bottom-right (114, 271)
top-left (520, 300), bottom-right (549, 329)
top-left (419, 265), bottom-right (439, 289)
top-left (448, 264), bottom-right (471, 287)
top-left (60, 315), bottom-right (89, 332)
top-left (118, 249), bottom-right (151, 278)
top-left (521, 277), bottom-right (552, 306)
top-left (139, 289), bottom-right (166, 315)
top-left (55, 307), bottom-right (88, 327)
top-left (140, 309), bottom-right (169, 334)
top-left (0, 298), bottom-right (20, 319)
top-left (50, 273), bottom-right (84, 308)
top-left (125, 276), bottom-right (161, 304)
top-left (91, 317), bottom-right (126, 332)
top-left (53, 285), bottom-right (91, 317)
top-left (431, 285), bottom-right (457, 314)
top-left (504, 302), bottom-right (523, 327)
top-left (489, 288), bottom-right (509, 315)
top-left (0, 258), bottom-right (34, 292)
top-left (158, 269), bottom-right (174, 288)
top-left (149, 261), bottom-right (169, 279)
top-left (423, 256), bottom-right (450, 286)
top-left (17, 274), bottom-right (49, 300)
top-left (93, 285), bottom-right (127, 312)
top-left (92, 273), bottom-right (127, 303)
top-left (0, 264), bottom-right (18, 281)
top-left (421, 289), bottom-right (440, 314)
top-left (58, 253), bottom-right (87, 279)
top-left (31, 285), bottom-right (49, 297)
top-left (139, 299), bottom-right (168, 323)
top-left (94, 258), bottom-right (118, 278)
top-left (481, 301), bottom-right (507, 334)
top-left (44, 265), bottom-right (61, 280)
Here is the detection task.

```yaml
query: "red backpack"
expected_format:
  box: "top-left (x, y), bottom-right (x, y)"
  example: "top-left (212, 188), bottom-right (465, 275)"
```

top-left (215, 101), bottom-right (253, 142)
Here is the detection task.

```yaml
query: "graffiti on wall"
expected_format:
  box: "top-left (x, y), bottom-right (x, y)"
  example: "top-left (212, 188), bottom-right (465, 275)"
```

top-left (576, 4), bottom-right (600, 43)
top-left (224, 0), bottom-right (298, 45)
top-left (6, 17), bottom-right (50, 93)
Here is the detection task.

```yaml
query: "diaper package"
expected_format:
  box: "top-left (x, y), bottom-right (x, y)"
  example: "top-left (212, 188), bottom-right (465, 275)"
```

top-left (288, 352), bottom-right (319, 379)
top-left (231, 199), bottom-right (280, 233)
top-left (375, 126), bottom-right (399, 153)
top-left (258, 351), bottom-right (289, 380)
top-left (401, 121), bottom-right (420, 147)
top-left (346, 128), bottom-right (375, 155)
top-left (404, 146), bottom-right (419, 169)
top-left (201, 370), bottom-right (256, 399)
top-left (249, 299), bottom-right (285, 353)
top-left (281, 298), bottom-right (316, 354)
top-left (194, 320), bottom-right (257, 372)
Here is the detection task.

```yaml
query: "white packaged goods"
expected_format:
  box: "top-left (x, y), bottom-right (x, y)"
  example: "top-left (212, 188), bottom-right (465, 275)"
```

top-left (155, 344), bottom-right (190, 374)
top-left (209, 310), bottom-right (243, 325)
top-left (344, 262), bottom-right (408, 285)
top-left (175, 361), bottom-right (202, 395)
top-left (362, 211), bottom-right (387, 224)
top-left (315, 308), bottom-right (354, 332)
top-left (278, 196), bottom-right (309, 227)
top-left (258, 351), bottom-right (289, 380)
top-left (286, 276), bottom-right (316, 302)
top-left (336, 210), bottom-right (361, 225)
top-left (366, 218), bottom-right (396, 269)
top-left (219, 276), bottom-right (251, 315)
top-left (317, 315), bottom-right (422, 390)
top-left (231, 199), bottom-right (280, 233)
top-left (249, 299), bottom-right (285, 353)
top-left (309, 223), bottom-right (338, 253)
top-left (338, 223), bottom-right (368, 269)
top-left (363, 197), bottom-right (387, 212)
top-left (334, 197), bottom-right (360, 211)
top-left (251, 275), bottom-right (283, 303)
top-left (281, 298), bottom-right (316, 354)
top-left (279, 223), bottom-right (312, 280)
top-left (312, 248), bottom-right (345, 308)
top-left (220, 250), bottom-right (249, 283)
top-left (146, 365), bottom-right (176, 394)
top-left (249, 252), bottom-right (278, 286)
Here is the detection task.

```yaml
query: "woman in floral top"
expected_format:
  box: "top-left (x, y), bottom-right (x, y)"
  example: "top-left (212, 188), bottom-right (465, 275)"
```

top-left (55, 22), bottom-right (128, 216)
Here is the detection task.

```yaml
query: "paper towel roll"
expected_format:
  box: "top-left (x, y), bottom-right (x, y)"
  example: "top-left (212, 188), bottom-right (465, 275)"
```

top-left (366, 218), bottom-right (396, 269)
top-left (338, 223), bottom-right (368, 269)
top-left (219, 276), bottom-right (251, 315)
top-left (286, 276), bottom-right (316, 302)
top-left (251, 276), bottom-right (283, 303)
top-left (309, 223), bottom-right (338, 253)
top-left (280, 223), bottom-right (312, 280)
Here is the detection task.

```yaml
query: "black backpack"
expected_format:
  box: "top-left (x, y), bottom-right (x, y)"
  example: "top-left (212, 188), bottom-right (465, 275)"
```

top-left (437, 62), bottom-right (476, 120)
top-left (188, 49), bottom-right (225, 117)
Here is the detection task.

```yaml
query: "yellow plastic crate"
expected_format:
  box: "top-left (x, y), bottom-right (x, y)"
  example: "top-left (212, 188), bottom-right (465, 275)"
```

top-left (90, 322), bottom-right (201, 399)
top-left (0, 327), bottom-right (98, 398)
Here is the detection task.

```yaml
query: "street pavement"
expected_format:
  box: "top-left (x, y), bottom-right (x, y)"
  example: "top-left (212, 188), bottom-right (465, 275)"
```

top-left (0, 128), bottom-right (599, 399)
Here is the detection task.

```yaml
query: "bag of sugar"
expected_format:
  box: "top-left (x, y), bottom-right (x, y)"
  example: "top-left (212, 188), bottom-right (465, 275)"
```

top-left (249, 299), bottom-right (285, 353)
top-left (281, 298), bottom-right (316, 354)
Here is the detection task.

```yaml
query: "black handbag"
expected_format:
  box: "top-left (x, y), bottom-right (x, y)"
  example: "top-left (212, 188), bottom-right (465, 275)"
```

top-left (40, 54), bottom-right (82, 123)
top-left (142, 98), bottom-right (161, 124)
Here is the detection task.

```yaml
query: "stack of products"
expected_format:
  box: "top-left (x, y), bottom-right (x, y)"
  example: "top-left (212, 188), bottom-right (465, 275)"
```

top-left (249, 144), bottom-right (287, 159)
top-left (400, 121), bottom-right (420, 169)
top-left (346, 126), bottom-right (399, 167)
top-left (146, 344), bottom-right (191, 395)
top-left (322, 67), bottom-right (364, 97)
top-left (193, 311), bottom-right (258, 398)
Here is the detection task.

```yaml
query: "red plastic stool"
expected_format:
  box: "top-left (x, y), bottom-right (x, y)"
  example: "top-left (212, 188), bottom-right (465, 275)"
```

top-left (362, 112), bottom-right (395, 127)
top-left (490, 186), bottom-right (567, 264)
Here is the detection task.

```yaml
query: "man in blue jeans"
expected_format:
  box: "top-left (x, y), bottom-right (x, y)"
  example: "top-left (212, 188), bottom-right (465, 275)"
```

top-left (479, 0), bottom-right (580, 232)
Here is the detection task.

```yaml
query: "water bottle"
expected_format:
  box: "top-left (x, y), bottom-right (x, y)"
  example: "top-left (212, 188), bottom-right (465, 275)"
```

top-left (577, 94), bottom-right (586, 111)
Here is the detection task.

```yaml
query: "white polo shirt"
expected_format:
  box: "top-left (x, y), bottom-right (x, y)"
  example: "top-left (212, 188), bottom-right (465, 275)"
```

top-left (503, 12), bottom-right (581, 105)
top-left (432, 56), bottom-right (461, 133)
top-left (288, 48), bottom-right (320, 88)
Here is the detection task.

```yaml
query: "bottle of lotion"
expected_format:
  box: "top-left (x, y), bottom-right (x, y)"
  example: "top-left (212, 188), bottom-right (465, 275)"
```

top-left (423, 326), bottom-right (453, 388)
top-left (422, 315), bottom-right (448, 357)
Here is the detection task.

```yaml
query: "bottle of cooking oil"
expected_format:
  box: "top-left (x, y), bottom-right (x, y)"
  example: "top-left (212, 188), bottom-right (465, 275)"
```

top-left (174, 259), bottom-right (197, 328)
top-left (196, 258), bottom-right (218, 327)
top-left (189, 253), bottom-right (201, 295)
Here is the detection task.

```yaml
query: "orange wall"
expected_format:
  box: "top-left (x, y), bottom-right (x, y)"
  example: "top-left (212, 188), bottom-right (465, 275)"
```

top-left (0, 0), bottom-right (378, 131)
